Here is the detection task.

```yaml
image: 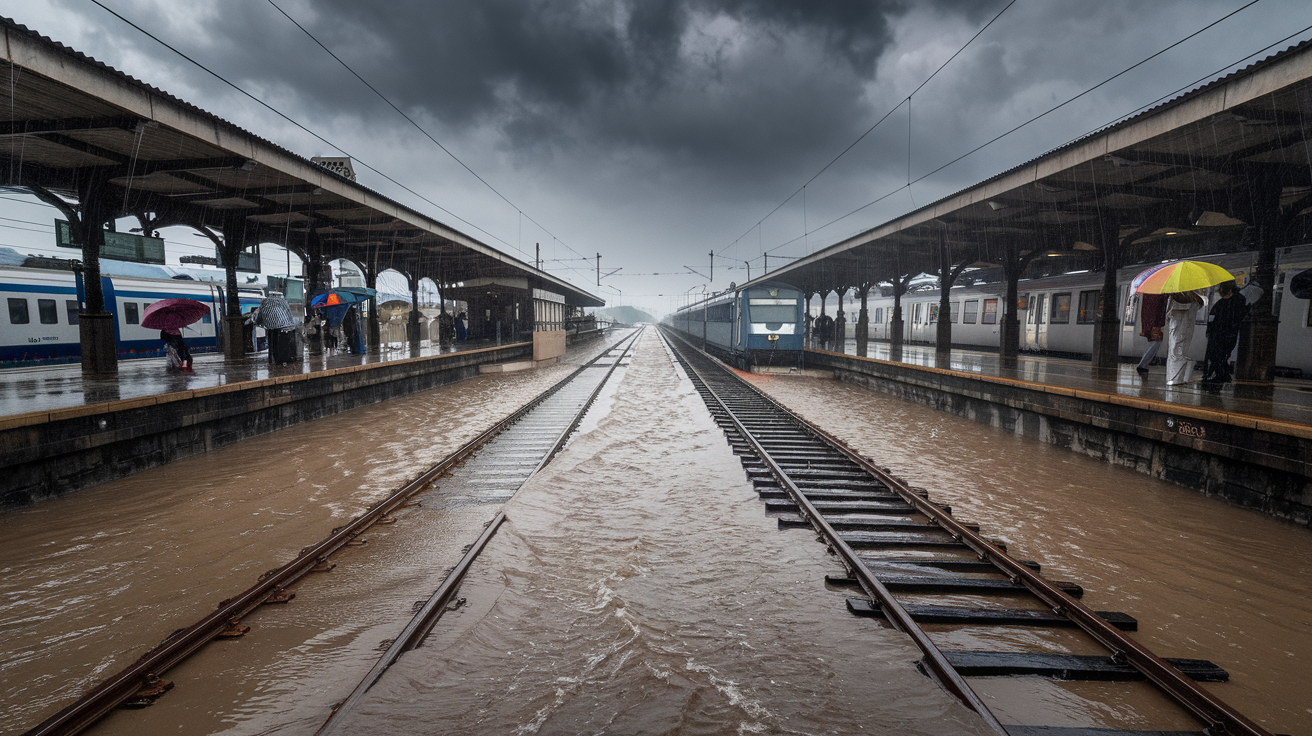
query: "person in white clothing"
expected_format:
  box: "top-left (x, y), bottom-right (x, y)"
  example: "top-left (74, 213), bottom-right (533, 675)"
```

top-left (1165, 290), bottom-right (1204, 385)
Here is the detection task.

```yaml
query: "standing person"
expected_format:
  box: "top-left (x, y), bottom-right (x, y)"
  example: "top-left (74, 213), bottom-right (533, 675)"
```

top-left (455, 311), bottom-right (468, 341)
top-left (834, 310), bottom-right (847, 353)
top-left (815, 313), bottom-right (833, 350)
top-left (1137, 293), bottom-right (1168, 377)
top-left (1201, 280), bottom-right (1247, 385)
top-left (342, 304), bottom-right (364, 354)
top-left (1165, 290), bottom-right (1204, 386)
top-left (160, 328), bottom-right (193, 372)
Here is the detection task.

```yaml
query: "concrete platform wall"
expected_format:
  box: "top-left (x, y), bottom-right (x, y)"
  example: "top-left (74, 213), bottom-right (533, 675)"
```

top-left (806, 350), bottom-right (1312, 527)
top-left (0, 343), bottom-right (532, 509)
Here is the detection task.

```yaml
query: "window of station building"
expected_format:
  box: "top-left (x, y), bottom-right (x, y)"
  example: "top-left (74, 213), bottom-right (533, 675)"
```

top-left (8, 297), bottom-right (29, 324)
top-left (124, 302), bottom-right (140, 325)
top-left (1050, 293), bottom-right (1071, 324)
top-left (66, 300), bottom-right (79, 325)
top-left (1077, 290), bottom-right (1100, 323)
top-left (981, 299), bottom-right (998, 324)
top-left (963, 300), bottom-right (979, 324)
top-left (38, 299), bottom-right (58, 325)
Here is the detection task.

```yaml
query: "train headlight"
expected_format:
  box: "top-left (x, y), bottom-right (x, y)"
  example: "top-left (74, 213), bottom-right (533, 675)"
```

top-left (767, 334), bottom-right (779, 342)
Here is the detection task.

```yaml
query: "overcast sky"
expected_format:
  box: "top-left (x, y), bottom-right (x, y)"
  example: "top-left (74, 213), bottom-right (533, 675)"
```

top-left (1, 0), bottom-right (1310, 316)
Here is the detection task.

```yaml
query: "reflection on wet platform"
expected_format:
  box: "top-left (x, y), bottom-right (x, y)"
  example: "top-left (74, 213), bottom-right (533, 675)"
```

top-left (822, 339), bottom-right (1312, 427)
top-left (0, 339), bottom-right (506, 417)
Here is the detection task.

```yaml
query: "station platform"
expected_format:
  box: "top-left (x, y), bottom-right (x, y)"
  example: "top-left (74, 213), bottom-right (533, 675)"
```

top-left (0, 340), bottom-right (503, 419)
top-left (821, 339), bottom-right (1312, 430)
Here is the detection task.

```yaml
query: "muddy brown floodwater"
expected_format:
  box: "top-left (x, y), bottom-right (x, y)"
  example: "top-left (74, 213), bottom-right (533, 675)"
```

top-left (0, 337), bottom-right (621, 736)
top-left (744, 372), bottom-right (1312, 735)
top-left (331, 330), bottom-right (992, 736)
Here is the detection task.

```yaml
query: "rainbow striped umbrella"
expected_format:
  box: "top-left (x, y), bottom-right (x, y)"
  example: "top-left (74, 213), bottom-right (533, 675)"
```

top-left (1132, 260), bottom-right (1234, 294)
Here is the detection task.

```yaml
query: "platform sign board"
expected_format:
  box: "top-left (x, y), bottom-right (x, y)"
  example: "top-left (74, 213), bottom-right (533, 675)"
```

top-left (55, 219), bottom-right (165, 264)
top-left (215, 243), bottom-right (262, 274)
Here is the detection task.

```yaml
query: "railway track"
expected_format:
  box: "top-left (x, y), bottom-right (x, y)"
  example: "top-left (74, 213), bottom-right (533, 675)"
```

top-left (22, 327), bottom-right (642, 736)
top-left (660, 326), bottom-right (1276, 736)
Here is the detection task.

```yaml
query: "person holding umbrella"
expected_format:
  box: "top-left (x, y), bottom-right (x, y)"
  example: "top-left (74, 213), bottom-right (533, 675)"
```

top-left (1132, 260), bottom-right (1235, 387)
top-left (142, 298), bottom-right (211, 372)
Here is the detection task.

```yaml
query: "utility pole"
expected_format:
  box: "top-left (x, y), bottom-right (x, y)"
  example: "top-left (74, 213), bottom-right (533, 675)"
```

top-left (596, 253), bottom-right (601, 287)
top-left (536, 242), bottom-right (540, 271)
top-left (709, 251), bottom-right (714, 283)
top-left (746, 259), bottom-right (752, 281)
top-left (764, 253), bottom-right (769, 273)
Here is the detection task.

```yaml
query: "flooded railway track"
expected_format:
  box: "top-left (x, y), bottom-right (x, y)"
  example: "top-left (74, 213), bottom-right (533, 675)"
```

top-left (21, 327), bottom-right (642, 736)
top-left (660, 327), bottom-right (1277, 736)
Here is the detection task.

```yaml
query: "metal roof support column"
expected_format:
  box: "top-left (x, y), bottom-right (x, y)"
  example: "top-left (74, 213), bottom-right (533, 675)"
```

top-left (1000, 241), bottom-right (1036, 370)
top-left (1236, 167), bottom-right (1298, 384)
top-left (834, 287), bottom-right (847, 354)
top-left (817, 289), bottom-right (830, 351)
top-left (220, 212), bottom-right (250, 361)
top-left (855, 282), bottom-right (872, 358)
top-left (1091, 216), bottom-right (1123, 377)
top-left (406, 272), bottom-right (421, 355)
top-left (890, 255), bottom-right (910, 362)
top-left (803, 292), bottom-right (813, 350)
top-left (361, 262), bottom-right (381, 354)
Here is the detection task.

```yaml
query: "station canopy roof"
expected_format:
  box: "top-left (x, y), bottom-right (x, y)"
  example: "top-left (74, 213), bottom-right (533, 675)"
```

top-left (750, 39), bottom-right (1312, 296)
top-left (0, 16), bottom-right (604, 308)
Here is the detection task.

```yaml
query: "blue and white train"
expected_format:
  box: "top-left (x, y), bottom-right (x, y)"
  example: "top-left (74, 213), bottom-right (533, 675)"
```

top-left (828, 244), bottom-right (1312, 377)
top-left (668, 281), bottom-right (806, 369)
top-left (0, 263), bottom-right (266, 367)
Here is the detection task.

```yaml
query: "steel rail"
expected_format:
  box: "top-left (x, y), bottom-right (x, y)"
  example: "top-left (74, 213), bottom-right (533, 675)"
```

top-left (22, 328), bottom-right (638, 736)
top-left (659, 328), bottom-right (1009, 735)
top-left (665, 328), bottom-right (1274, 736)
top-left (316, 327), bottom-right (643, 734)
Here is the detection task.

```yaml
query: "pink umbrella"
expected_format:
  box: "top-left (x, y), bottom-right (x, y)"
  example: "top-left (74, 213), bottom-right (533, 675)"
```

top-left (141, 298), bottom-right (211, 331)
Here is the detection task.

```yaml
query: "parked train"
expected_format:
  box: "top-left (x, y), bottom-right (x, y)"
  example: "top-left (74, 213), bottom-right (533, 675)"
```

top-left (821, 244), bottom-right (1312, 376)
top-left (0, 263), bottom-right (267, 368)
top-left (667, 281), bottom-right (806, 368)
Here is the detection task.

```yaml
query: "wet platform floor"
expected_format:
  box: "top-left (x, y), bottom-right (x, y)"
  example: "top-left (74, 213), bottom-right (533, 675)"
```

top-left (820, 339), bottom-right (1312, 428)
top-left (0, 338), bottom-right (510, 417)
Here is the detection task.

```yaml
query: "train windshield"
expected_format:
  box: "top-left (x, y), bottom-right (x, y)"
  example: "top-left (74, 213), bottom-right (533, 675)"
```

top-left (748, 298), bottom-right (796, 324)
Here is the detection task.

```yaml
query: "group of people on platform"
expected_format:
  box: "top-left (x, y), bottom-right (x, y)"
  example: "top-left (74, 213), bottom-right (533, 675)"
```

top-left (807, 310), bottom-right (847, 351)
top-left (1138, 279), bottom-right (1250, 388)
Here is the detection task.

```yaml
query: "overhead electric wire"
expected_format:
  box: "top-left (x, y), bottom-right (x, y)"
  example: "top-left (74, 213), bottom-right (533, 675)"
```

top-left (86, 0), bottom-right (600, 288)
top-left (264, 0), bottom-right (593, 266)
top-left (766, 0), bottom-right (1277, 266)
top-left (717, 0), bottom-right (1017, 258)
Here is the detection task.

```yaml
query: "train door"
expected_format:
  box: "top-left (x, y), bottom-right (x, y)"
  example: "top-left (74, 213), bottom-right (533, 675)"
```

top-left (1022, 293), bottom-right (1036, 350)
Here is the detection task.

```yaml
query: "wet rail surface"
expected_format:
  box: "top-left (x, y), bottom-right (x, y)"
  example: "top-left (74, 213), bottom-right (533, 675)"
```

top-left (11, 329), bottom-right (641, 736)
top-left (660, 327), bottom-right (1278, 736)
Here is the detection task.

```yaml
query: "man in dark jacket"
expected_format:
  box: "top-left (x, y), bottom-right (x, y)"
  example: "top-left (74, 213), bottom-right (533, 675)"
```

top-left (1201, 280), bottom-right (1246, 385)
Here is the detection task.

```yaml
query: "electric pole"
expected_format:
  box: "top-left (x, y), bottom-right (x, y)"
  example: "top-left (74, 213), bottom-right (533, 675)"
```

top-left (535, 242), bottom-right (540, 271)
top-left (596, 253), bottom-right (601, 287)
top-left (709, 251), bottom-right (714, 282)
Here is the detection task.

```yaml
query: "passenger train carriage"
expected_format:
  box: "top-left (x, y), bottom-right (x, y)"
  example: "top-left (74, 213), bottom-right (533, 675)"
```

top-left (668, 282), bottom-right (805, 369)
top-left (1, 264), bottom-right (266, 367)
top-left (830, 244), bottom-right (1312, 377)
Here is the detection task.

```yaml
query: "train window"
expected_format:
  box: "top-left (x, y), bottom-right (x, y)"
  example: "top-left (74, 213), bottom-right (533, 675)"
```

top-left (1026, 296), bottom-right (1036, 324)
top-left (981, 299), bottom-right (997, 324)
top-left (8, 297), bottom-right (29, 324)
top-left (913, 303), bottom-right (922, 324)
top-left (874, 307), bottom-right (883, 323)
top-left (950, 301), bottom-right (959, 323)
top-left (202, 310), bottom-right (212, 324)
top-left (38, 299), bottom-right (58, 325)
top-left (1077, 290), bottom-right (1100, 323)
top-left (1035, 294), bottom-right (1047, 324)
top-left (66, 300), bottom-right (80, 325)
top-left (1051, 293), bottom-right (1071, 324)
top-left (124, 302), bottom-right (140, 325)
top-left (748, 299), bottom-right (795, 323)
top-left (963, 300), bottom-right (979, 324)
top-left (929, 303), bottom-right (939, 324)
top-left (1123, 292), bottom-right (1137, 326)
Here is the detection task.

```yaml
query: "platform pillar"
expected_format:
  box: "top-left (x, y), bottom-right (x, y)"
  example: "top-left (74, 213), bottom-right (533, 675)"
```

top-left (78, 313), bottom-right (117, 374)
top-left (855, 285), bottom-right (870, 357)
top-left (1236, 168), bottom-right (1288, 383)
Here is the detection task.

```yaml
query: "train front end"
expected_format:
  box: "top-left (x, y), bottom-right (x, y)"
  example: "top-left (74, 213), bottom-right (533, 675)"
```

top-left (741, 284), bottom-right (803, 369)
